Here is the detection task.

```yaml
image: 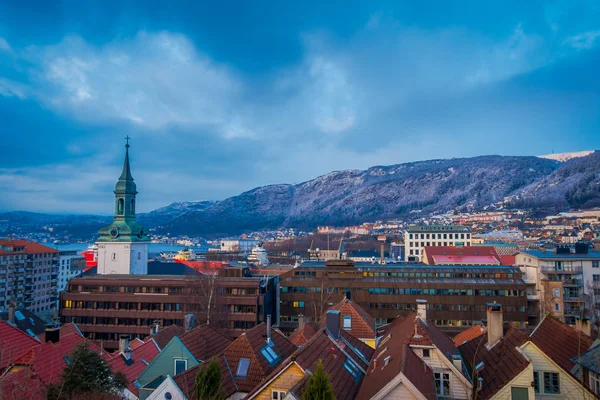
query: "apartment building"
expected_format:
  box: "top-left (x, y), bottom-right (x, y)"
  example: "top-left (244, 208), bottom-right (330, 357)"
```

top-left (57, 250), bottom-right (86, 292)
top-left (516, 243), bottom-right (600, 326)
top-left (279, 260), bottom-right (527, 334)
top-left (0, 238), bottom-right (59, 314)
top-left (404, 224), bottom-right (472, 262)
top-left (60, 267), bottom-right (279, 350)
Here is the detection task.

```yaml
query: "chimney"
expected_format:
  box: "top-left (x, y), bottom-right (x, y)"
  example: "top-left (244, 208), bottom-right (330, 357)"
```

top-left (184, 314), bottom-right (195, 331)
top-left (8, 303), bottom-right (15, 324)
top-left (575, 316), bottom-right (592, 337)
top-left (486, 303), bottom-right (503, 345)
top-left (119, 334), bottom-right (129, 355)
top-left (45, 322), bottom-right (61, 343)
top-left (267, 314), bottom-right (272, 343)
top-left (416, 299), bottom-right (427, 320)
top-left (151, 319), bottom-right (160, 335)
top-left (326, 310), bottom-right (341, 339)
top-left (298, 314), bottom-right (305, 331)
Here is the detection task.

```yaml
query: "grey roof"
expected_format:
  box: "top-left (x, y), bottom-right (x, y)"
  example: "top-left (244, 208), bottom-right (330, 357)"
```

top-left (520, 250), bottom-right (600, 260)
top-left (0, 307), bottom-right (47, 336)
top-left (573, 344), bottom-right (600, 374)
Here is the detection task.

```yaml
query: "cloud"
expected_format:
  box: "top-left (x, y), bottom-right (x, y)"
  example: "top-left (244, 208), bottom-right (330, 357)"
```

top-left (0, 78), bottom-right (28, 99)
top-left (563, 30), bottom-right (600, 50)
top-left (0, 38), bottom-right (11, 52)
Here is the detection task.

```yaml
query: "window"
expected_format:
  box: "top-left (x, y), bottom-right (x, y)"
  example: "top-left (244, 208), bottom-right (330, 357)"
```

top-left (594, 275), bottom-right (600, 282)
top-left (343, 315), bottom-right (352, 330)
top-left (423, 349), bottom-right (430, 358)
top-left (590, 371), bottom-right (600, 396)
top-left (434, 371), bottom-right (451, 397)
top-left (261, 346), bottom-right (279, 365)
top-left (174, 359), bottom-right (187, 375)
top-left (593, 261), bottom-right (600, 268)
top-left (111, 253), bottom-right (117, 261)
top-left (553, 288), bottom-right (560, 298)
top-left (117, 198), bottom-right (124, 215)
top-left (343, 359), bottom-right (361, 381)
top-left (554, 302), bottom-right (560, 312)
top-left (510, 387), bottom-right (529, 400)
top-left (543, 372), bottom-right (560, 394)
top-left (236, 358), bottom-right (250, 378)
top-left (138, 252), bottom-right (141, 260)
top-left (533, 372), bottom-right (540, 393)
top-left (272, 391), bottom-right (286, 400)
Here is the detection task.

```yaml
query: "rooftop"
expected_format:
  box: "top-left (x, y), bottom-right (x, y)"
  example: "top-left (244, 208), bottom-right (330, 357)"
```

top-left (0, 239), bottom-right (59, 255)
top-left (520, 249), bottom-right (600, 260)
top-left (406, 224), bottom-right (469, 233)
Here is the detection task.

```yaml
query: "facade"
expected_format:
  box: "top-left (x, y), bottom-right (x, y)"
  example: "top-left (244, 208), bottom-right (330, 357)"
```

top-left (57, 250), bottom-right (85, 292)
top-left (404, 224), bottom-right (472, 262)
top-left (218, 239), bottom-right (260, 253)
top-left (279, 260), bottom-right (527, 334)
top-left (60, 270), bottom-right (278, 350)
top-left (96, 141), bottom-right (150, 275)
top-left (0, 238), bottom-right (59, 314)
top-left (516, 245), bottom-right (600, 326)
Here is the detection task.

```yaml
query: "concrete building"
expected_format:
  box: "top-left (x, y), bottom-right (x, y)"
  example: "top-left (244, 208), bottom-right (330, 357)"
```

top-left (404, 224), bottom-right (472, 262)
top-left (57, 250), bottom-right (85, 292)
top-left (217, 239), bottom-right (260, 253)
top-left (279, 260), bottom-right (527, 335)
top-left (0, 238), bottom-right (59, 314)
top-left (516, 244), bottom-right (600, 326)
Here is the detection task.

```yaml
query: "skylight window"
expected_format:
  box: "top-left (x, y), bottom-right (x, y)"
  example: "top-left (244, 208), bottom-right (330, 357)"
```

top-left (15, 311), bottom-right (25, 321)
top-left (261, 346), bottom-right (279, 365)
top-left (236, 358), bottom-right (250, 378)
top-left (343, 358), bottom-right (361, 381)
top-left (343, 316), bottom-right (352, 330)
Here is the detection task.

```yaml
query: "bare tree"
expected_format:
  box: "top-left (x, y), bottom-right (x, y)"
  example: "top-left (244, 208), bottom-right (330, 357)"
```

top-left (186, 270), bottom-right (229, 332)
top-left (308, 273), bottom-right (337, 326)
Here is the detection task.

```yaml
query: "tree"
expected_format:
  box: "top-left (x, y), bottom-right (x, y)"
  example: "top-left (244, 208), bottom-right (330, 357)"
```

top-left (45, 342), bottom-right (128, 400)
top-left (301, 360), bottom-right (335, 400)
top-left (193, 359), bottom-right (225, 400)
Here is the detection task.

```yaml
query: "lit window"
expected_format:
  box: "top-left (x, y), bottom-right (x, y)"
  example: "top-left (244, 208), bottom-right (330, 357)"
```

top-left (174, 359), bottom-right (187, 375)
top-left (343, 316), bottom-right (352, 330)
top-left (236, 358), bottom-right (250, 378)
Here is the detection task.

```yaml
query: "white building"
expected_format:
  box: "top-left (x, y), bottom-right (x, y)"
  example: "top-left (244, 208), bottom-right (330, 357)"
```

top-left (404, 225), bottom-right (471, 262)
top-left (218, 239), bottom-right (260, 253)
top-left (57, 250), bottom-right (85, 292)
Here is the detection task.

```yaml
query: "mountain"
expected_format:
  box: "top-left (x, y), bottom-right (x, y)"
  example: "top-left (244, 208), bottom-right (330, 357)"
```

top-left (538, 150), bottom-right (594, 162)
top-left (164, 152), bottom-right (599, 237)
top-left (3, 152), bottom-right (599, 239)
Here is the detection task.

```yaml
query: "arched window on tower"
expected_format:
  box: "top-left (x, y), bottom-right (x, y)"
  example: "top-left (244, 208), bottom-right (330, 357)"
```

top-left (138, 252), bottom-right (141, 260)
top-left (131, 199), bottom-right (135, 215)
top-left (118, 198), bottom-right (124, 215)
top-left (111, 253), bottom-right (117, 261)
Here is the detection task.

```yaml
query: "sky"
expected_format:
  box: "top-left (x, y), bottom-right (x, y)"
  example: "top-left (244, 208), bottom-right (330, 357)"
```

top-left (1, 0), bottom-right (600, 214)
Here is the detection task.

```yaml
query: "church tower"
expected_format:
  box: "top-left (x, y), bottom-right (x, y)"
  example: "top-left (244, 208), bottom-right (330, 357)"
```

top-left (96, 138), bottom-right (149, 275)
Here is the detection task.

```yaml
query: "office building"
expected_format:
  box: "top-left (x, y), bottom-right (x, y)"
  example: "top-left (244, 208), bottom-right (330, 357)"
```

top-left (404, 225), bottom-right (472, 262)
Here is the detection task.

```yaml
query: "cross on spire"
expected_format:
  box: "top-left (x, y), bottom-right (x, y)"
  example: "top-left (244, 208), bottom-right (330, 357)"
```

top-left (125, 135), bottom-right (131, 148)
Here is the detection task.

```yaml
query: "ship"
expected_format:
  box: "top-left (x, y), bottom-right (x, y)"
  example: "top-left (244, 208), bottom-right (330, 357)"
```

top-left (173, 248), bottom-right (197, 261)
top-left (247, 244), bottom-right (269, 266)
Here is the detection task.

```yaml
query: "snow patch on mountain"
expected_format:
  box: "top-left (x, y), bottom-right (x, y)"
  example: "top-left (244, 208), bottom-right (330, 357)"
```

top-left (538, 151), bottom-right (594, 162)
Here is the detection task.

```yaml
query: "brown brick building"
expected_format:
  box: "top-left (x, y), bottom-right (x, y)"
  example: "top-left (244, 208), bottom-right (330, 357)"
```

top-left (279, 260), bottom-right (527, 334)
top-left (60, 266), bottom-right (279, 350)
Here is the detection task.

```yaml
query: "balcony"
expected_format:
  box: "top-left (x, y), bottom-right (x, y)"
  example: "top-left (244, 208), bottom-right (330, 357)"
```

top-left (563, 296), bottom-right (585, 302)
top-left (0, 269), bottom-right (7, 274)
top-left (16, 268), bottom-right (25, 273)
top-left (527, 294), bottom-right (540, 301)
top-left (562, 279), bottom-right (583, 286)
top-left (541, 265), bottom-right (582, 273)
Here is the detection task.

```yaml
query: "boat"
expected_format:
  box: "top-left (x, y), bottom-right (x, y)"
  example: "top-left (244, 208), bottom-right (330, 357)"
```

top-left (160, 252), bottom-right (177, 260)
top-left (247, 245), bottom-right (269, 266)
top-left (174, 248), bottom-right (196, 261)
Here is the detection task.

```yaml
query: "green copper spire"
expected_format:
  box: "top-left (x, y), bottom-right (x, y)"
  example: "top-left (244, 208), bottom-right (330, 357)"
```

top-left (97, 136), bottom-right (149, 242)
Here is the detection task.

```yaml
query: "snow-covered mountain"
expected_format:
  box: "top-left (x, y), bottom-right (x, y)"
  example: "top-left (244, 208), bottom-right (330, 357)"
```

top-left (538, 150), bottom-right (594, 162)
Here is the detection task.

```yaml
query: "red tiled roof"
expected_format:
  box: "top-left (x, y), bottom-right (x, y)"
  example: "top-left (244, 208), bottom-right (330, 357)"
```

top-left (0, 239), bottom-right (59, 255)
top-left (459, 324), bottom-right (529, 400)
top-left (180, 325), bottom-right (232, 362)
top-left (319, 298), bottom-right (375, 340)
top-left (453, 325), bottom-right (486, 346)
top-left (146, 324), bottom-right (185, 350)
top-left (223, 323), bottom-right (296, 393)
top-left (499, 255), bottom-right (516, 266)
top-left (174, 355), bottom-right (238, 399)
top-left (530, 315), bottom-right (594, 374)
top-left (0, 321), bottom-right (40, 370)
top-left (423, 246), bottom-right (501, 265)
top-left (108, 339), bottom-right (160, 396)
top-left (288, 323), bottom-right (317, 347)
top-left (128, 338), bottom-right (145, 350)
top-left (0, 365), bottom-right (46, 400)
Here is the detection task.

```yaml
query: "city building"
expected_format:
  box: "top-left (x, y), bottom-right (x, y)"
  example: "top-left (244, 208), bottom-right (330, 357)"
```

top-left (279, 260), bottom-right (527, 335)
top-left (516, 244), bottom-right (600, 326)
top-left (421, 245), bottom-right (501, 265)
top-left (57, 249), bottom-right (85, 292)
top-left (96, 140), bottom-right (150, 275)
top-left (404, 225), bottom-right (472, 262)
top-left (60, 268), bottom-right (279, 351)
top-left (217, 239), bottom-right (260, 253)
top-left (0, 238), bottom-right (59, 314)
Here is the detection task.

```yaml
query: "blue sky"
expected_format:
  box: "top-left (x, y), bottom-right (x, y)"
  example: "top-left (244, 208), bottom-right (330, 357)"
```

top-left (1, 1), bottom-right (599, 214)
